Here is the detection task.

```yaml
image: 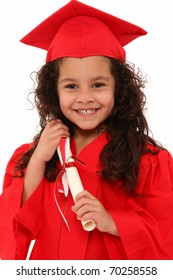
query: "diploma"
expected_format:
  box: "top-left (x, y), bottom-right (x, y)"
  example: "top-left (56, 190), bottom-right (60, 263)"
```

top-left (57, 137), bottom-right (96, 231)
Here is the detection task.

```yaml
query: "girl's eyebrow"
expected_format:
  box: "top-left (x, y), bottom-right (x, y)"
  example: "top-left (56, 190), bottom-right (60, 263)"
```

top-left (59, 78), bottom-right (77, 84)
top-left (91, 76), bottom-right (110, 82)
top-left (59, 76), bottom-right (110, 84)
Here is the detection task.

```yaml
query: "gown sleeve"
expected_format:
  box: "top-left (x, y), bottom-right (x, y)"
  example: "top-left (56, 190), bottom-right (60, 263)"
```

top-left (0, 144), bottom-right (44, 260)
top-left (104, 149), bottom-right (173, 259)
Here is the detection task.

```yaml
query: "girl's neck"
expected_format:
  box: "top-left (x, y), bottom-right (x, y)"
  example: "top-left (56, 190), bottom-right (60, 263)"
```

top-left (74, 126), bottom-right (105, 155)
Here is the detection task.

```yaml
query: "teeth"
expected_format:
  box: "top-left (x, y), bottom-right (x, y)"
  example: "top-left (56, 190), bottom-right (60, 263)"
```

top-left (77, 109), bottom-right (96, 114)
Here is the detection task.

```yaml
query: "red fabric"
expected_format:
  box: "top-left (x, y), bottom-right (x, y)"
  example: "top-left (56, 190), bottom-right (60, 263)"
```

top-left (20, 0), bottom-right (147, 62)
top-left (0, 144), bottom-right (31, 259)
top-left (0, 133), bottom-right (173, 259)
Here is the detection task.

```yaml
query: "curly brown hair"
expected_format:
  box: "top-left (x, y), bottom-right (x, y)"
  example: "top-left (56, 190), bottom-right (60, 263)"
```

top-left (15, 57), bottom-right (162, 194)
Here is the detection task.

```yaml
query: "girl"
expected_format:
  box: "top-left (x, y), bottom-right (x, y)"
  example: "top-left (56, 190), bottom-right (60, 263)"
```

top-left (0, 0), bottom-right (173, 260)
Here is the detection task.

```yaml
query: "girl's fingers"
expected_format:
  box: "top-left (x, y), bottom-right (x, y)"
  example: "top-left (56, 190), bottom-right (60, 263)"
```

top-left (35, 120), bottom-right (70, 162)
top-left (43, 120), bottom-right (70, 140)
top-left (74, 190), bottom-right (95, 202)
top-left (48, 118), bottom-right (62, 125)
top-left (73, 198), bottom-right (97, 214)
top-left (72, 191), bottom-right (102, 218)
top-left (48, 120), bottom-right (69, 132)
top-left (73, 193), bottom-right (97, 212)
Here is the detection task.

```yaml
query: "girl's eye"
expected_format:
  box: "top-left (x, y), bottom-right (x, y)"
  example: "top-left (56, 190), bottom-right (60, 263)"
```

top-left (93, 83), bottom-right (105, 88)
top-left (65, 84), bottom-right (77, 89)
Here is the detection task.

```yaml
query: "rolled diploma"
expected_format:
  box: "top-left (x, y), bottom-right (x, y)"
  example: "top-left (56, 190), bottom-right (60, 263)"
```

top-left (57, 138), bottom-right (96, 231)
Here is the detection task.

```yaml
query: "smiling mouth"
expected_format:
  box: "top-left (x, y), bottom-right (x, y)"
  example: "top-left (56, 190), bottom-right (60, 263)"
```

top-left (75, 109), bottom-right (99, 115)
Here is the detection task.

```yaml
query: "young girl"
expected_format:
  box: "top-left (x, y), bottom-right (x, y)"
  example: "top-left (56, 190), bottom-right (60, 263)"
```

top-left (0, 0), bottom-right (173, 260)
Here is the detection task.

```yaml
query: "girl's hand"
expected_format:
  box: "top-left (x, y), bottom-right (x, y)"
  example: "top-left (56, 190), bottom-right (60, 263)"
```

top-left (33, 119), bottom-right (70, 162)
top-left (71, 190), bottom-right (119, 236)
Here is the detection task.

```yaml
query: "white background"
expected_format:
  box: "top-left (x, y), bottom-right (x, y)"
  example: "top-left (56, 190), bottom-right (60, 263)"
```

top-left (0, 0), bottom-right (173, 192)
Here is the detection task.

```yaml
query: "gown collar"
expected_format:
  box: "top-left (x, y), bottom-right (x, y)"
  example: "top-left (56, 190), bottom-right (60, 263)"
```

top-left (70, 132), bottom-right (108, 172)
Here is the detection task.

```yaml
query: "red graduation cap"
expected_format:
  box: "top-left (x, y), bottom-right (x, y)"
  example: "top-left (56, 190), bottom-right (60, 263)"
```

top-left (20, 0), bottom-right (147, 62)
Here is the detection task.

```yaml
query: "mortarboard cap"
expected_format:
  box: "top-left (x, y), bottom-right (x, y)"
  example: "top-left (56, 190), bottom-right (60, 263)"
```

top-left (20, 0), bottom-right (147, 62)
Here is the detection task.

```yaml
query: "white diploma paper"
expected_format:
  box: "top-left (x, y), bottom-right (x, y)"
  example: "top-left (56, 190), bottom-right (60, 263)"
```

top-left (57, 137), bottom-right (96, 231)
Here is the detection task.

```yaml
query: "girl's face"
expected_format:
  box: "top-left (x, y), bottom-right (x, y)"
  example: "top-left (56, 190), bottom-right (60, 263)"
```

top-left (57, 56), bottom-right (115, 136)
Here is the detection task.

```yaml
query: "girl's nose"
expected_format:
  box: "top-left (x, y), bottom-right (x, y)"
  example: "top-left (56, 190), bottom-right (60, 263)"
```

top-left (76, 89), bottom-right (94, 103)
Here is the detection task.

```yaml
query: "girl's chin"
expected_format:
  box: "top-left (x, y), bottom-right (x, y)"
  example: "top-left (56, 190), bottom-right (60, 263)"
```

top-left (74, 123), bottom-right (105, 135)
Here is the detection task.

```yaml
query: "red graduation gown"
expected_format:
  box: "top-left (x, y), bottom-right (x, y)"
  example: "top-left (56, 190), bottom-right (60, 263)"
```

top-left (0, 133), bottom-right (173, 260)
